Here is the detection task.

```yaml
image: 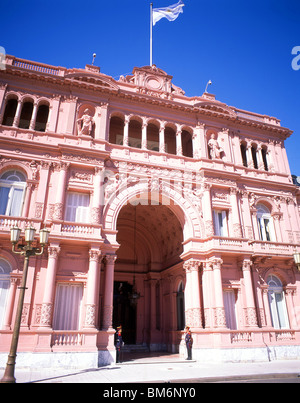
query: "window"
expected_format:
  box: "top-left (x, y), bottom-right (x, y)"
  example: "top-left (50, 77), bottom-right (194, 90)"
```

top-left (223, 290), bottom-right (237, 330)
top-left (53, 283), bottom-right (83, 330)
top-left (0, 170), bottom-right (26, 217)
top-left (251, 145), bottom-right (258, 169)
top-left (261, 147), bottom-right (269, 171)
top-left (213, 210), bottom-right (228, 237)
top-left (65, 192), bottom-right (90, 223)
top-left (0, 259), bottom-right (11, 330)
top-left (176, 282), bottom-right (185, 330)
top-left (35, 104), bottom-right (49, 132)
top-left (257, 204), bottom-right (275, 242)
top-left (19, 101), bottom-right (33, 129)
top-left (240, 142), bottom-right (248, 167)
top-left (2, 98), bottom-right (18, 126)
top-left (267, 275), bottom-right (289, 329)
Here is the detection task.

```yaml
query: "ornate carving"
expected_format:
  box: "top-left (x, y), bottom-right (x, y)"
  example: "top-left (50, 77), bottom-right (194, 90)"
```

top-left (84, 304), bottom-right (96, 327)
top-left (40, 303), bottom-right (53, 326)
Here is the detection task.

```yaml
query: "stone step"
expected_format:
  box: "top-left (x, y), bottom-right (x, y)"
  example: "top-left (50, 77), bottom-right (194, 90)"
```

top-left (122, 344), bottom-right (150, 353)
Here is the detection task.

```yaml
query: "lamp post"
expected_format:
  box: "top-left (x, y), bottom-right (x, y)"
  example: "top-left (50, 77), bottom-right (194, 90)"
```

top-left (293, 252), bottom-right (300, 272)
top-left (0, 226), bottom-right (50, 384)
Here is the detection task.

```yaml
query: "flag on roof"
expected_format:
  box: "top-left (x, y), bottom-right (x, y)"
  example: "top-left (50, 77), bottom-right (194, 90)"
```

top-left (152, 1), bottom-right (185, 26)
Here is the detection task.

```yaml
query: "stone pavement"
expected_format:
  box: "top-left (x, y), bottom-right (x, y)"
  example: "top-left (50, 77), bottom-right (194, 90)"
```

top-left (2, 353), bottom-right (299, 383)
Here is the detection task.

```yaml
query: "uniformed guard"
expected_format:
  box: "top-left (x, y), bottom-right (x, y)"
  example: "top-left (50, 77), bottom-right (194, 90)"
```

top-left (185, 326), bottom-right (193, 360)
top-left (115, 325), bottom-right (124, 363)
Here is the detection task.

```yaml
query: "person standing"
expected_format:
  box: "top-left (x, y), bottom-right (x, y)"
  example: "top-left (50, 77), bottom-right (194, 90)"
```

top-left (115, 326), bottom-right (124, 363)
top-left (185, 326), bottom-right (193, 360)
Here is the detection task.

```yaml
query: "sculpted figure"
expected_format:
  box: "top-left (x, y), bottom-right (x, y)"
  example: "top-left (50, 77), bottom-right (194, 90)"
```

top-left (208, 133), bottom-right (222, 159)
top-left (77, 109), bottom-right (94, 136)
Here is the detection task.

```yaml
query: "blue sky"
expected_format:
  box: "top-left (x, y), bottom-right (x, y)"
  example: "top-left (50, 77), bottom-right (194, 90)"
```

top-left (1, 0), bottom-right (300, 175)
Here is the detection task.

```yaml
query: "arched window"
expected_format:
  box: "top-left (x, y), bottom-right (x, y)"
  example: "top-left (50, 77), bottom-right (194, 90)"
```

top-left (176, 281), bottom-right (185, 330)
top-left (0, 258), bottom-right (11, 329)
top-left (35, 104), bottom-right (49, 132)
top-left (182, 129), bottom-right (193, 158)
top-left (0, 170), bottom-right (27, 217)
top-left (267, 275), bottom-right (289, 329)
top-left (109, 116), bottom-right (124, 145)
top-left (257, 204), bottom-right (275, 242)
top-left (2, 98), bottom-right (18, 126)
top-left (261, 146), bottom-right (269, 171)
top-left (251, 144), bottom-right (258, 169)
top-left (128, 119), bottom-right (142, 149)
top-left (147, 123), bottom-right (160, 152)
top-left (19, 100), bottom-right (34, 129)
top-left (240, 142), bottom-right (248, 167)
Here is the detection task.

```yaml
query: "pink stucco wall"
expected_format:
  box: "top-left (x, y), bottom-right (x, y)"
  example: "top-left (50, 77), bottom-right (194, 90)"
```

top-left (0, 55), bottom-right (299, 367)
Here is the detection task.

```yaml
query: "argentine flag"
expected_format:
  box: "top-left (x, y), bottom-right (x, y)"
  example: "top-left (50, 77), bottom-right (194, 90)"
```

top-left (153, 1), bottom-right (185, 26)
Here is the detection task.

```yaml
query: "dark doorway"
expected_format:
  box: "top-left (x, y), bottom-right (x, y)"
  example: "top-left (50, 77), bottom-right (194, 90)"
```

top-left (113, 281), bottom-right (136, 344)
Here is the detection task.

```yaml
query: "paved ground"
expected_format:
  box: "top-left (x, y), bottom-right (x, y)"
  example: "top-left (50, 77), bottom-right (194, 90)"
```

top-left (1, 352), bottom-right (299, 384)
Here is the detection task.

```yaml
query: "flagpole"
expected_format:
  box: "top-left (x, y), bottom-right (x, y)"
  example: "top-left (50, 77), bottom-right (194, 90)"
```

top-left (150, 2), bottom-right (153, 66)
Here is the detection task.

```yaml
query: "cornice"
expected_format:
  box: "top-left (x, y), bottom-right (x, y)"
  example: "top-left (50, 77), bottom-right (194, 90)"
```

top-left (0, 57), bottom-right (293, 139)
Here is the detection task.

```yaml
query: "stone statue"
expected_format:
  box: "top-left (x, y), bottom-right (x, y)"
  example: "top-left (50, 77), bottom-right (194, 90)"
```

top-left (77, 109), bottom-right (94, 136)
top-left (208, 133), bottom-right (222, 159)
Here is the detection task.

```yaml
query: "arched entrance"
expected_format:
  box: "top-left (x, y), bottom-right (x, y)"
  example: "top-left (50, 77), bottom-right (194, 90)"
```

top-left (102, 180), bottom-right (203, 352)
top-left (114, 202), bottom-right (184, 349)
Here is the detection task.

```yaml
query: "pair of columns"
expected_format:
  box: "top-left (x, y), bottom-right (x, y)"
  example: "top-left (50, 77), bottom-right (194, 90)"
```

top-left (7, 99), bottom-right (47, 130)
top-left (38, 245), bottom-right (116, 330)
top-left (183, 257), bottom-right (258, 329)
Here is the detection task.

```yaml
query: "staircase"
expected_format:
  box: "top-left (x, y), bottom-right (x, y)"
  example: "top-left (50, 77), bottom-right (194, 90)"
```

top-left (122, 344), bottom-right (150, 353)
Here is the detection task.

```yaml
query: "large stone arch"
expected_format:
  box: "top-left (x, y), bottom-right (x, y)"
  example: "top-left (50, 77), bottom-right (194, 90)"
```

top-left (102, 179), bottom-right (203, 245)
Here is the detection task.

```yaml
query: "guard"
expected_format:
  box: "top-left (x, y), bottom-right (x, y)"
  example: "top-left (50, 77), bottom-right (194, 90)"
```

top-left (185, 326), bottom-right (193, 360)
top-left (115, 325), bottom-right (124, 363)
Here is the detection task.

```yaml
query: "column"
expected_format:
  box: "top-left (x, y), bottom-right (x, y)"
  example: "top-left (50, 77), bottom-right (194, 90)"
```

top-left (183, 261), bottom-right (193, 327)
top-left (242, 259), bottom-right (258, 327)
top-left (102, 254), bottom-right (116, 330)
top-left (54, 162), bottom-right (69, 220)
top-left (230, 188), bottom-right (242, 238)
top-left (159, 122), bottom-right (165, 153)
top-left (142, 118), bottom-right (147, 150)
top-left (91, 167), bottom-right (102, 224)
top-left (2, 278), bottom-right (18, 330)
top-left (39, 244), bottom-right (61, 328)
top-left (123, 115), bottom-right (130, 146)
top-left (285, 288), bottom-right (298, 329)
top-left (84, 249), bottom-right (101, 329)
top-left (211, 258), bottom-right (226, 328)
top-left (22, 182), bottom-right (35, 218)
top-left (192, 129), bottom-right (200, 159)
top-left (256, 144), bottom-right (264, 170)
top-left (0, 83), bottom-right (8, 124)
top-left (149, 279), bottom-right (157, 344)
top-left (202, 262), bottom-right (214, 328)
top-left (197, 122), bottom-right (207, 159)
top-left (47, 95), bottom-right (61, 133)
top-left (202, 183), bottom-right (214, 237)
top-left (262, 286), bottom-right (273, 328)
top-left (12, 99), bottom-right (22, 127)
top-left (246, 142), bottom-right (253, 169)
top-left (29, 102), bottom-right (38, 130)
top-left (190, 260), bottom-right (202, 328)
top-left (272, 214), bottom-right (283, 243)
top-left (176, 126), bottom-right (182, 156)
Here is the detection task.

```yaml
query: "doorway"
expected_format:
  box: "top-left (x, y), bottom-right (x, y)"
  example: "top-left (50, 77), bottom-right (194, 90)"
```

top-left (113, 281), bottom-right (137, 344)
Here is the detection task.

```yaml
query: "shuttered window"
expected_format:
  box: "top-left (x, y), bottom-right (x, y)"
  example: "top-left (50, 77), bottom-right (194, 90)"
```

top-left (65, 192), bottom-right (90, 223)
top-left (53, 284), bottom-right (83, 330)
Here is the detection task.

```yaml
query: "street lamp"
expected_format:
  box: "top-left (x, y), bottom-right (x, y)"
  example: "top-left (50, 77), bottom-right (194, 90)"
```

top-left (0, 226), bottom-right (50, 384)
top-left (293, 252), bottom-right (300, 272)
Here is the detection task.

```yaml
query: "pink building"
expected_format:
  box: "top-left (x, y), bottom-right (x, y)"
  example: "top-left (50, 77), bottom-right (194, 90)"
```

top-left (0, 55), bottom-right (299, 368)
